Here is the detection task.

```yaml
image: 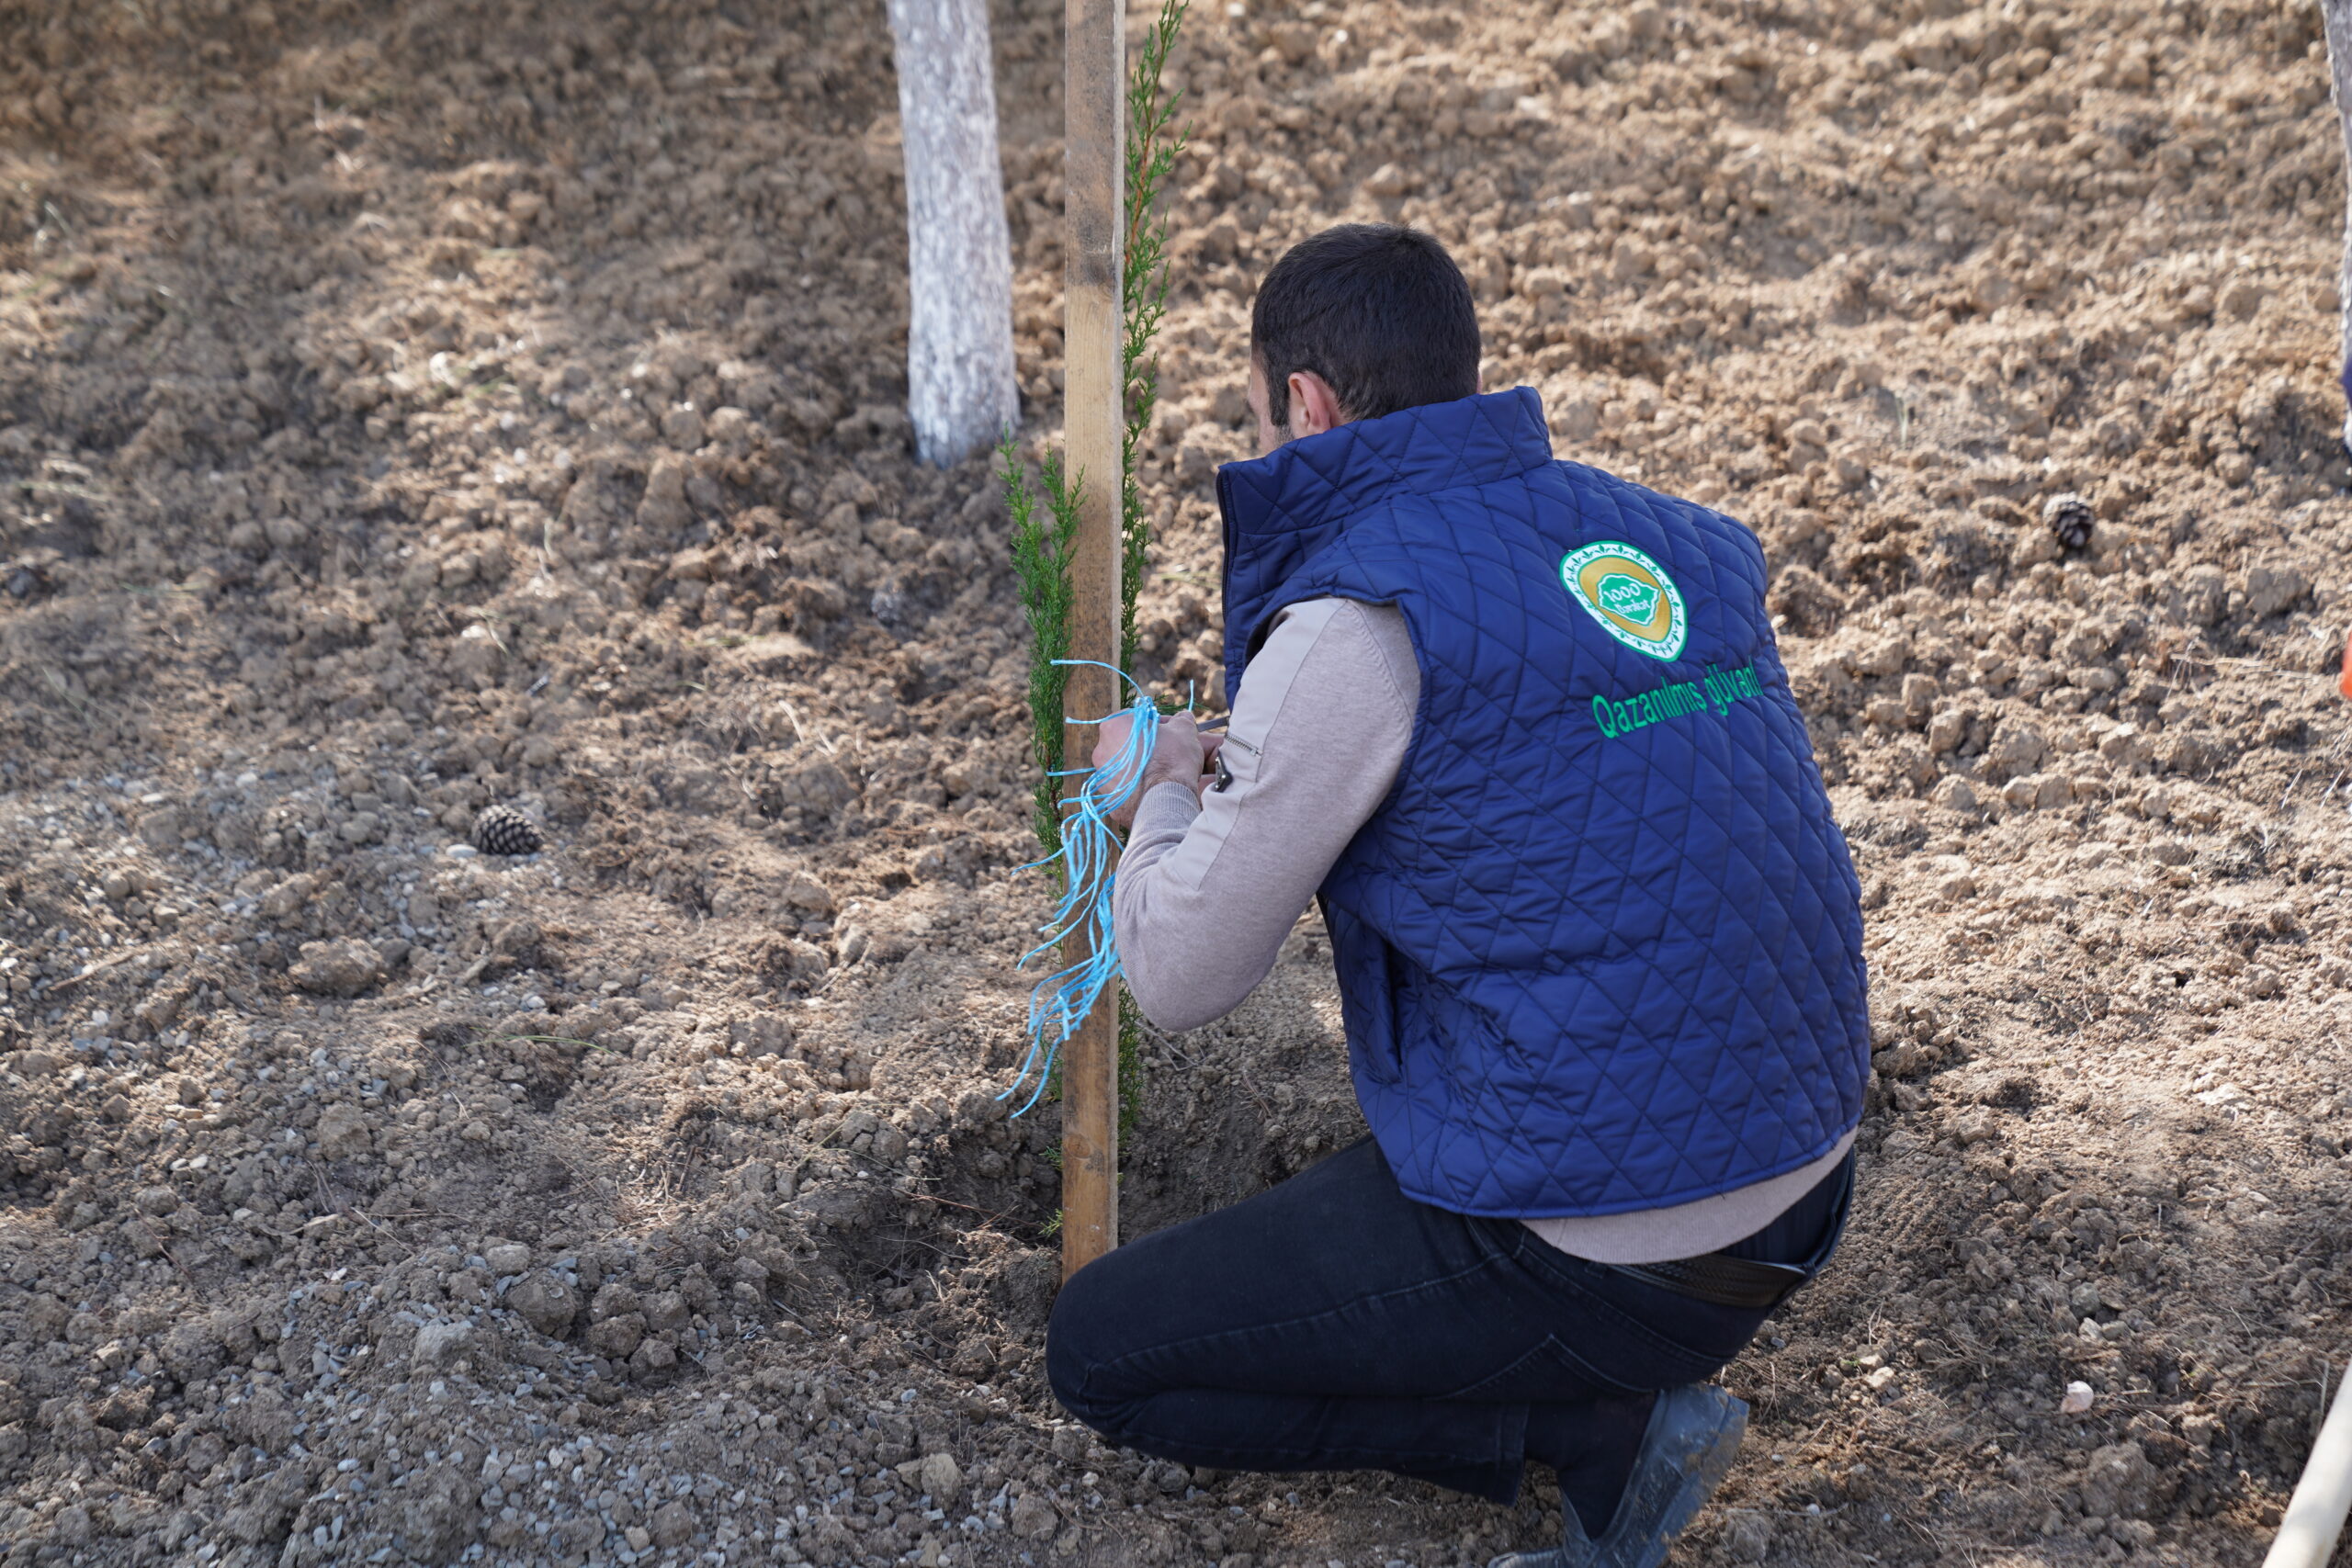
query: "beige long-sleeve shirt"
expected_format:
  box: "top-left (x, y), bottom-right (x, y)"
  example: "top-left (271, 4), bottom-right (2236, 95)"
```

top-left (1114, 597), bottom-right (1850, 1265)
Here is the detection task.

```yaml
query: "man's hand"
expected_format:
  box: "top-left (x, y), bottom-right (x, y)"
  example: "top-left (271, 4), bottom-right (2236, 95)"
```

top-left (1091, 710), bottom-right (1221, 829)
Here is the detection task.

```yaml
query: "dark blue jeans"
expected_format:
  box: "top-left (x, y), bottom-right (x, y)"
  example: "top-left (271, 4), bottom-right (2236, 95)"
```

top-left (1046, 1137), bottom-right (1850, 1506)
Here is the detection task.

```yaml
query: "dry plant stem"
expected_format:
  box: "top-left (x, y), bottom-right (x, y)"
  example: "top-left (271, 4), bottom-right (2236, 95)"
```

top-left (1059, 0), bottom-right (1125, 1280)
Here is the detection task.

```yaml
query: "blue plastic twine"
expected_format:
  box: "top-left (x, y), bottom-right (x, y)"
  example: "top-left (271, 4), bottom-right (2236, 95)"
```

top-left (1001, 661), bottom-right (1181, 1118)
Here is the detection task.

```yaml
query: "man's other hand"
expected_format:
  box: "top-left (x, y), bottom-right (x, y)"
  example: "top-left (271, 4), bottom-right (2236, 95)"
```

top-left (1091, 710), bottom-right (1218, 829)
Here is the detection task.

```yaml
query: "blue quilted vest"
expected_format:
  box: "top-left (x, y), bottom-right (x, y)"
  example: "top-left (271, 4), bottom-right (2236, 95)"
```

top-left (1216, 388), bottom-right (1870, 1218)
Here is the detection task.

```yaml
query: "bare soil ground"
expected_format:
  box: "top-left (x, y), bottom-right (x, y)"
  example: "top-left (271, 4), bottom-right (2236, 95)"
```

top-left (2, 0), bottom-right (2351, 1565)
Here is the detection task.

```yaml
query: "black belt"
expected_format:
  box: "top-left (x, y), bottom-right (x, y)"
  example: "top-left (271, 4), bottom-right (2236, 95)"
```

top-left (1611, 1254), bottom-right (1815, 1310)
top-left (1601, 1150), bottom-right (1856, 1309)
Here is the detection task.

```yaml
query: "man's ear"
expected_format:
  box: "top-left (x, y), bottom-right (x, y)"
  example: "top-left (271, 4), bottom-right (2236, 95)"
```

top-left (1286, 370), bottom-right (1347, 439)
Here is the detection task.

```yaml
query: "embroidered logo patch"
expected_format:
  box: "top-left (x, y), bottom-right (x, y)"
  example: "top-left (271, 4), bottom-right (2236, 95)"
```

top-left (1559, 541), bottom-right (1687, 660)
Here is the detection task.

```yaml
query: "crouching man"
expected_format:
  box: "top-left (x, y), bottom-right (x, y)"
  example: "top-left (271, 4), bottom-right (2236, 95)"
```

top-left (1045, 223), bottom-right (1870, 1568)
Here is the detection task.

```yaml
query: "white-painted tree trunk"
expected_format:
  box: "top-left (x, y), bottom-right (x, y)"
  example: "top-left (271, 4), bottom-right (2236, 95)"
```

top-left (887, 0), bottom-right (1021, 468)
top-left (2325, 0), bottom-right (2352, 450)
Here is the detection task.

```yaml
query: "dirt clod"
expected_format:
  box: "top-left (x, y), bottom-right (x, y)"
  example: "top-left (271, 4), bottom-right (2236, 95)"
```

top-left (288, 938), bottom-right (389, 998)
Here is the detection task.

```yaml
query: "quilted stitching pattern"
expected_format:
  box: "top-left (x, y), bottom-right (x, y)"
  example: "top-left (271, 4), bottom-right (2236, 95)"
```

top-left (1216, 389), bottom-right (1871, 1219)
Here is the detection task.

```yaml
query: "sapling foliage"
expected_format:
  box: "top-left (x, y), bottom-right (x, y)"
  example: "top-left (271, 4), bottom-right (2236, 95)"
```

top-left (1121, 0), bottom-right (1192, 670)
top-left (1003, 0), bottom-right (1192, 851)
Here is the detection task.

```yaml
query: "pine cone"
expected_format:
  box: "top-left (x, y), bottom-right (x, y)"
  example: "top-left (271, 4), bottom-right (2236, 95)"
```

top-left (2042, 492), bottom-right (2095, 553)
top-left (469, 805), bottom-right (545, 857)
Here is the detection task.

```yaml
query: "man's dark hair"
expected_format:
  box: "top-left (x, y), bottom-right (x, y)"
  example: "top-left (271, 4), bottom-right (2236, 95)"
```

top-left (1250, 224), bottom-right (1481, 429)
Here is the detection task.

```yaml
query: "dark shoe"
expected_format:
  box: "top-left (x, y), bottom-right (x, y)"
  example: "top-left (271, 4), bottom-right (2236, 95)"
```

top-left (1489, 1384), bottom-right (1748, 1568)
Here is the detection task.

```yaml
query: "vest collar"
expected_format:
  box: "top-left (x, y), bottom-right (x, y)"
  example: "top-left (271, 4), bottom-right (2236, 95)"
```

top-left (1216, 386), bottom-right (1556, 545)
top-left (1216, 388), bottom-right (1555, 705)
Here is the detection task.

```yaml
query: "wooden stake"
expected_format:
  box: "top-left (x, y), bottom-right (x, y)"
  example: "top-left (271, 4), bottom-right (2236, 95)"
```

top-left (1059, 0), bottom-right (1125, 1281)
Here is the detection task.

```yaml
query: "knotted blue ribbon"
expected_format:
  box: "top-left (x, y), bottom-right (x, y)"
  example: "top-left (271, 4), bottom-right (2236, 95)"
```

top-left (1002, 662), bottom-right (1181, 1117)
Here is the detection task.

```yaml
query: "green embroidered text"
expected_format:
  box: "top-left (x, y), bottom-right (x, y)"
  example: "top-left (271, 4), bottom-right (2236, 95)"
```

top-left (1591, 662), bottom-right (1765, 739)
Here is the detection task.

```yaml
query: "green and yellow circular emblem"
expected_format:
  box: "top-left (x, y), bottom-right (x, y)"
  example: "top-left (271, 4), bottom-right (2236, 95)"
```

top-left (1559, 541), bottom-right (1687, 660)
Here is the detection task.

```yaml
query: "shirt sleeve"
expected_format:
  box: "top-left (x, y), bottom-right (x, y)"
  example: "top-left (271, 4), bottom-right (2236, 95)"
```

top-left (1114, 598), bottom-right (1419, 1032)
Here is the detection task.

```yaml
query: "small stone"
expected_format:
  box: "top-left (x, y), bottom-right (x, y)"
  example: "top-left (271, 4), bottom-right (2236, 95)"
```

top-left (2061, 1381), bottom-right (2096, 1415)
top-left (917, 1451), bottom-right (962, 1501)
top-left (413, 1320), bottom-right (476, 1368)
top-left (484, 1242), bottom-right (532, 1276)
top-left (133, 1185), bottom-right (178, 1216)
